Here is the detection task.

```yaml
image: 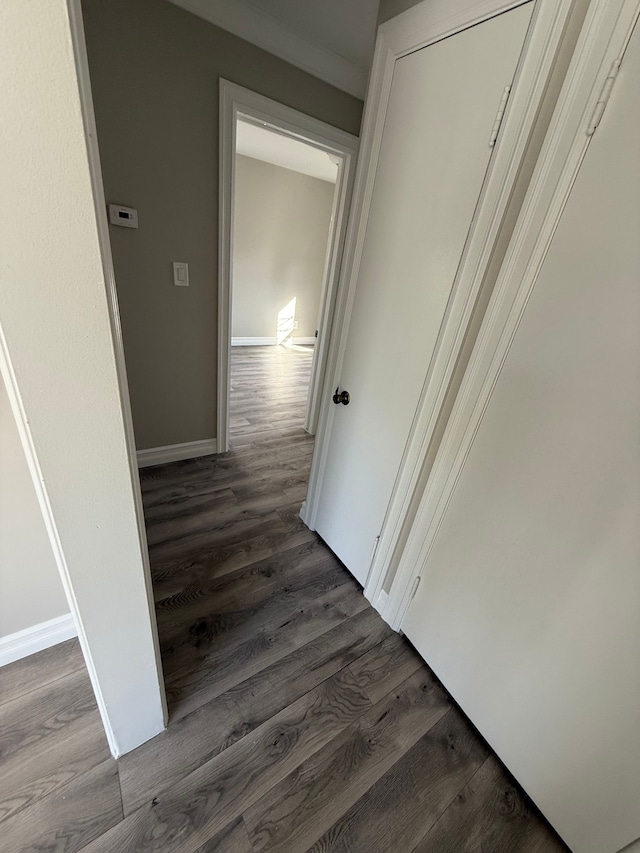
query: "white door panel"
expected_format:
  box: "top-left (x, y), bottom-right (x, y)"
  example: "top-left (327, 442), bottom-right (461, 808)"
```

top-left (402, 18), bottom-right (640, 853)
top-left (314, 4), bottom-right (534, 584)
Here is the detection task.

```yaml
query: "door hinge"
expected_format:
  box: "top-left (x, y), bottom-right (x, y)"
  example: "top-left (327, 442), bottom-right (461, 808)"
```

top-left (409, 576), bottom-right (421, 601)
top-left (587, 59), bottom-right (621, 136)
top-left (489, 84), bottom-right (511, 147)
top-left (315, 329), bottom-right (318, 338)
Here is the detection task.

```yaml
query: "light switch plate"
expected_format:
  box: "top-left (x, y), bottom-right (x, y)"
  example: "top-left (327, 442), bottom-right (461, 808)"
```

top-left (173, 261), bottom-right (189, 287)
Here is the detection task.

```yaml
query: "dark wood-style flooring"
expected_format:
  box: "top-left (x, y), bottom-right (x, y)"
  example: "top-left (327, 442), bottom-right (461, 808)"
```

top-left (0, 345), bottom-right (569, 852)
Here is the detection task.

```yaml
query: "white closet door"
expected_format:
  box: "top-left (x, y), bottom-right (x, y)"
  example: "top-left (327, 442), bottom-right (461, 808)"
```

top-left (402, 18), bottom-right (640, 853)
top-left (313, 4), bottom-right (533, 585)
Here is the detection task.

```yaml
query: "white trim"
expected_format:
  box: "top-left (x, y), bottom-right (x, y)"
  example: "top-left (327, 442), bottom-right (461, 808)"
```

top-left (367, 0), bottom-right (583, 619)
top-left (68, 0), bottom-right (167, 753)
top-left (373, 589), bottom-right (389, 617)
top-left (0, 614), bottom-right (77, 669)
top-left (231, 337), bottom-right (317, 347)
top-left (167, 0), bottom-right (368, 98)
top-left (302, 0), bottom-right (582, 617)
top-left (378, 0), bottom-right (529, 57)
top-left (137, 438), bottom-right (217, 468)
top-left (303, 153), bottom-right (355, 435)
top-left (231, 337), bottom-right (277, 346)
top-left (218, 80), bottom-right (358, 452)
top-left (0, 237), bottom-right (122, 748)
top-left (388, 0), bottom-right (640, 630)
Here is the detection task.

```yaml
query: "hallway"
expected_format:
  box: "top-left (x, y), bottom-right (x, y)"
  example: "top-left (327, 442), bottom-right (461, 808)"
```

top-left (0, 346), bottom-right (568, 851)
top-left (145, 344), bottom-right (319, 719)
top-left (131, 344), bottom-right (569, 851)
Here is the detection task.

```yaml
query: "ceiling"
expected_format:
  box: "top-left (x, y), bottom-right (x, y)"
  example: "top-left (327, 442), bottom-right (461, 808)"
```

top-left (236, 120), bottom-right (339, 183)
top-left (244, 0), bottom-right (379, 69)
top-left (167, 0), bottom-right (380, 98)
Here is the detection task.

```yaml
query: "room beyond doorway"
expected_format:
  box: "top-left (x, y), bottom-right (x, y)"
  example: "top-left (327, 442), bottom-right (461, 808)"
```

top-left (217, 80), bottom-right (359, 454)
top-left (231, 124), bottom-right (337, 360)
top-left (230, 117), bottom-right (337, 440)
top-left (229, 345), bottom-right (314, 454)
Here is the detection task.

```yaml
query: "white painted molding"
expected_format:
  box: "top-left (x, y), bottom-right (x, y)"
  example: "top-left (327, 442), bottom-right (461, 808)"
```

top-left (372, 589), bottom-right (389, 619)
top-left (0, 614), bottom-right (77, 669)
top-left (168, 0), bottom-right (368, 98)
top-left (137, 438), bottom-right (217, 468)
top-left (386, 0), bottom-right (640, 631)
top-left (67, 0), bottom-right (167, 754)
top-left (218, 79), bottom-right (358, 452)
top-left (299, 499), bottom-right (308, 524)
top-left (231, 336), bottom-right (277, 346)
top-left (231, 337), bottom-right (317, 346)
top-left (378, 0), bottom-right (529, 58)
top-left (0, 297), bottom-right (109, 742)
top-left (361, 0), bottom-right (584, 619)
top-left (304, 0), bottom-right (566, 574)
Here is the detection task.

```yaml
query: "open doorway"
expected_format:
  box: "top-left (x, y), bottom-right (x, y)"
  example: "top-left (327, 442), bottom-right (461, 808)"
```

top-left (129, 83), bottom-right (359, 728)
top-left (218, 80), bottom-right (359, 454)
top-left (229, 120), bottom-right (338, 452)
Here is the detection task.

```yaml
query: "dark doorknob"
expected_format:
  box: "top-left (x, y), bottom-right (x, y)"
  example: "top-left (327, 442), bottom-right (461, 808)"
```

top-left (333, 387), bottom-right (350, 405)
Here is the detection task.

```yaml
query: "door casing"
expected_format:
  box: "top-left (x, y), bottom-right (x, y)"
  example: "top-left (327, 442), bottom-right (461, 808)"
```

top-left (217, 80), bottom-right (359, 452)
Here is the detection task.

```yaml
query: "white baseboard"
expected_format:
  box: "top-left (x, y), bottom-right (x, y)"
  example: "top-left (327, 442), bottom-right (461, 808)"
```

top-left (0, 613), bottom-right (78, 668)
top-left (231, 336), bottom-right (316, 347)
top-left (367, 588), bottom-right (390, 620)
top-left (137, 438), bottom-right (218, 468)
top-left (232, 337), bottom-right (277, 346)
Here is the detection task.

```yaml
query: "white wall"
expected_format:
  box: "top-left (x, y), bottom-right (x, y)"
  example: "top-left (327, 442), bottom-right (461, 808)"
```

top-left (0, 0), bottom-right (165, 756)
top-left (0, 374), bottom-right (69, 637)
top-left (232, 154), bottom-right (335, 341)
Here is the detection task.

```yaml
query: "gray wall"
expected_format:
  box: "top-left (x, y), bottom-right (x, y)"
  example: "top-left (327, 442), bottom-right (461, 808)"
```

top-left (378, 0), bottom-right (421, 24)
top-left (0, 374), bottom-right (68, 637)
top-left (232, 155), bottom-right (335, 342)
top-left (82, 0), bottom-right (363, 450)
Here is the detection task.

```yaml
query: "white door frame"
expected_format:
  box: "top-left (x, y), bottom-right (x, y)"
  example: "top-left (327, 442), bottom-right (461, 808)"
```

top-left (217, 80), bottom-right (359, 453)
top-left (0, 0), bottom-right (167, 755)
top-left (301, 0), bottom-right (582, 614)
top-left (388, 0), bottom-right (640, 631)
top-left (69, 0), bottom-right (169, 739)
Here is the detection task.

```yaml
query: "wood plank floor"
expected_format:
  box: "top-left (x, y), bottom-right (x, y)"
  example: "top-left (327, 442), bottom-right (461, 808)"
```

top-left (0, 345), bottom-right (569, 852)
